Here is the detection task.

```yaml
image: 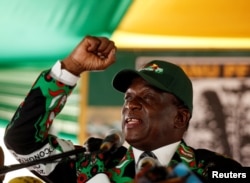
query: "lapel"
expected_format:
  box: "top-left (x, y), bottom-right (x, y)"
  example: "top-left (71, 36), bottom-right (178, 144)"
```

top-left (169, 140), bottom-right (207, 177)
top-left (169, 140), bottom-right (197, 168)
top-left (107, 146), bottom-right (135, 182)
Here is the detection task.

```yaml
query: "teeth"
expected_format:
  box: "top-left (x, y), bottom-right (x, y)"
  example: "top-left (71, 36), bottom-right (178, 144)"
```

top-left (126, 118), bottom-right (139, 123)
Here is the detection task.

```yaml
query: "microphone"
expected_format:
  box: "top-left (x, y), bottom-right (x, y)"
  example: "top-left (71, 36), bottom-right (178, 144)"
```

top-left (99, 129), bottom-right (125, 152)
top-left (135, 162), bottom-right (203, 183)
top-left (0, 147), bottom-right (87, 176)
top-left (137, 157), bottom-right (159, 171)
top-left (136, 157), bottom-right (168, 182)
top-left (0, 130), bottom-right (124, 175)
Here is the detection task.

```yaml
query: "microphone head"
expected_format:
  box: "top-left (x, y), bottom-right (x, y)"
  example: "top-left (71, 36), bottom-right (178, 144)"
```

top-left (137, 157), bottom-right (159, 171)
top-left (100, 129), bottom-right (125, 152)
top-left (84, 137), bottom-right (103, 152)
top-left (108, 129), bottom-right (125, 147)
top-left (136, 158), bottom-right (168, 182)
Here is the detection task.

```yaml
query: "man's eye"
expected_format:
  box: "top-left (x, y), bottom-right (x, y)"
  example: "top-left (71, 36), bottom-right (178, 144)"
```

top-left (124, 95), bottom-right (132, 101)
top-left (143, 94), bottom-right (154, 100)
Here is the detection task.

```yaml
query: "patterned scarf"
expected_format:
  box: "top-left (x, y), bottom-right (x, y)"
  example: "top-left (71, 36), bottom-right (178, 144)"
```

top-left (106, 140), bottom-right (206, 182)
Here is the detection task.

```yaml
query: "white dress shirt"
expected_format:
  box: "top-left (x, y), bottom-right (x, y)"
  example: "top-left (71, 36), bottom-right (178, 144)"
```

top-left (50, 61), bottom-right (79, 86)
top-left (133, 141), bottom-right (181, 167)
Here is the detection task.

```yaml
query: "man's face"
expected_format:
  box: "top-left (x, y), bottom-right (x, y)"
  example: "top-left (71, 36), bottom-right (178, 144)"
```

top-left (121, 77), bottom-right (181, 151)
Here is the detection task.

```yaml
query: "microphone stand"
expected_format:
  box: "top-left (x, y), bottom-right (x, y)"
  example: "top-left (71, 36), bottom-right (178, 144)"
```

top-left (0, 147), bottom-right (86, 176)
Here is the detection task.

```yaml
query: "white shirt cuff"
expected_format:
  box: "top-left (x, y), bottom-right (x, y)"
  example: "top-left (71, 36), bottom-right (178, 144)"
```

top-left (50, 61), bottom-right (80, 86)
top-left (86, 173), bottom-right (110, 183)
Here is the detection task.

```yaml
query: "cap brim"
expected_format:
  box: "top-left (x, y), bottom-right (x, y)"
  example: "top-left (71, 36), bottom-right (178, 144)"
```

top-left (112, 69), bottom-right (171, 93)
top-left (112, 69), bottom-right (140, 93)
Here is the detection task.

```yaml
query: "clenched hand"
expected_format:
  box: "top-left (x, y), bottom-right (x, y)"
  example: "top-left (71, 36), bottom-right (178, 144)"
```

top-left (62, 36), bottom-right (116, 76)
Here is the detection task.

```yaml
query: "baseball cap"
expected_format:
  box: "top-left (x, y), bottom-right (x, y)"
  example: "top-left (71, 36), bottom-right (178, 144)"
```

top-left (112, 60), bottom-right (193, 113)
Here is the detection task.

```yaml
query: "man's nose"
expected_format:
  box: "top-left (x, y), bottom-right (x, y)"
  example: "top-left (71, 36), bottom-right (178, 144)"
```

top-left (125, 98), bottom-right (142, 110)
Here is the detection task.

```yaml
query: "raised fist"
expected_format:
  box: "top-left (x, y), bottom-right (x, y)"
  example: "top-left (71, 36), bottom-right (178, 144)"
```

top-left (62, 35), bottom-right (116, 76)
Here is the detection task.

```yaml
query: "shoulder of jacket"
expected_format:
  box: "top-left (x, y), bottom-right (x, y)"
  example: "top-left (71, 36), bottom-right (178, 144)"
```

top-left (194, 148), bottom-right (242, 168)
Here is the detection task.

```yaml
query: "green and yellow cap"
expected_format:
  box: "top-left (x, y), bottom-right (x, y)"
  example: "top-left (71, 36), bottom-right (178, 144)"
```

top-left (112, 60), bottom-right (193, 113)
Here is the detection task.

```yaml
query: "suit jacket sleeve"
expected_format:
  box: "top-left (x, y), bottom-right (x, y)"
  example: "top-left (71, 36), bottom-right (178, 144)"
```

top-left (4, 69), bottom-right (77, 183)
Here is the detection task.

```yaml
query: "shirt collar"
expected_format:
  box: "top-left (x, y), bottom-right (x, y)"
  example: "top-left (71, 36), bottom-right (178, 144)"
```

top-left (132, 141), bottom-right (181, 166)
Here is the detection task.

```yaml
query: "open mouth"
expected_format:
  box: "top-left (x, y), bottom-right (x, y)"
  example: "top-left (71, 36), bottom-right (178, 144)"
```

top-left (125, 118), bottom-right (142, 128)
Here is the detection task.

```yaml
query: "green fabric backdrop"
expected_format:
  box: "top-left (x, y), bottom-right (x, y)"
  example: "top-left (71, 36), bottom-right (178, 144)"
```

top-left (0, 0), bottom-right (132, 62)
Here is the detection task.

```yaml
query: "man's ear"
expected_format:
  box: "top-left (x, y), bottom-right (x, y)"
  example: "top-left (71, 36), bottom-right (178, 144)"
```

top-left (174, 108), bottom-right (191, 129)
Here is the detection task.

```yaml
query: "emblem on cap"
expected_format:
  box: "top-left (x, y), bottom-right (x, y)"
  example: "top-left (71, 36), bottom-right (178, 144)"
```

top-left (140, 63), bottom-right (163, 74)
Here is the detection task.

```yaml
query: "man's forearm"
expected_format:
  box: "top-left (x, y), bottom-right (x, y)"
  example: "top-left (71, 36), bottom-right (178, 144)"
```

top-left (4, 69), bottom-right (75, 154)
